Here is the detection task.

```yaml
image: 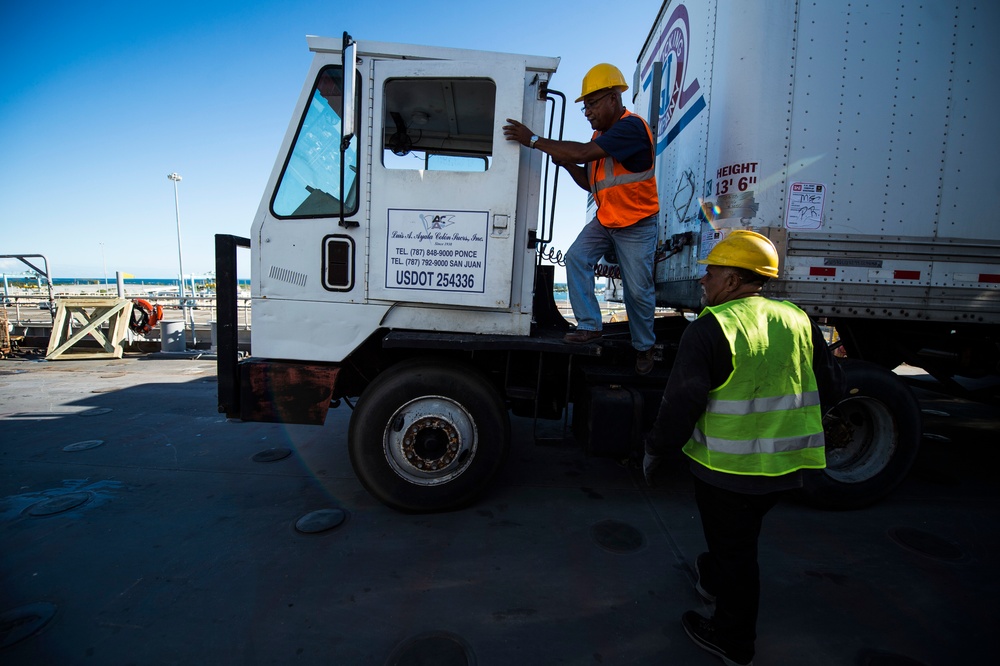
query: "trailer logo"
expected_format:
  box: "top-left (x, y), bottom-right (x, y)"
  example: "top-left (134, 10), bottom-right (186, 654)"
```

top-left (641, 3), bottom-right (706, 153)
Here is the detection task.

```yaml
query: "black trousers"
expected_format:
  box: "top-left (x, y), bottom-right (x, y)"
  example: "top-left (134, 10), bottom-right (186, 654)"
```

top-left (693, 476), bottom-right (784, 651)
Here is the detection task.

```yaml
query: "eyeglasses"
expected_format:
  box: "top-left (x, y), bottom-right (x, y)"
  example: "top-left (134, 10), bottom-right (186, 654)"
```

top-left (580, 91), bottom-right (614, 113)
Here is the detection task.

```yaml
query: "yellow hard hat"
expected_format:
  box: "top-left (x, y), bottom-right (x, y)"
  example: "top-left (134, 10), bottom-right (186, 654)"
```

top-left (698, 230), bottom-right (780, 278)
top-left (576, 63), bottom-right (629, 103)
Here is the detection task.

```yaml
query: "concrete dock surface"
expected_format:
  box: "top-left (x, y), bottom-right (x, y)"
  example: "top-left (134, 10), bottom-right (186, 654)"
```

top-left (1, 354), bottom-right (998, 665)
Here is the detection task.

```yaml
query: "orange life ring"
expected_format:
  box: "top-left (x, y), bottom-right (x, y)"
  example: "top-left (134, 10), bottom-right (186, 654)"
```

top-left (130, 299), bottom-right (164, 335)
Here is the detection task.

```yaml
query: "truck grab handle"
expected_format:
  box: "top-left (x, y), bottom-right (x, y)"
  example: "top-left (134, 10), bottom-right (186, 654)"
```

top-left (536, 88), bottom-right (566, 248)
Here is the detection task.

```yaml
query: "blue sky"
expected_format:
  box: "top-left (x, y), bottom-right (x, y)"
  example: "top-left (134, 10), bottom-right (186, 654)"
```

top-left (0, 0), bottom-right (663, 280)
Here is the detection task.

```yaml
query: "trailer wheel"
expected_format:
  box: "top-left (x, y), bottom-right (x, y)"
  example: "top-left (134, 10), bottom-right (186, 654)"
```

top-left (801, 360), bottom-right (921, 510)
top-left (348, 359), bottom-right (510, 513)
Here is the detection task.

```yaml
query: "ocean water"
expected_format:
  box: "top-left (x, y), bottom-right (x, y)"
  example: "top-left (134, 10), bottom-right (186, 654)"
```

top-left (552, 284), bottom-right (613, 303)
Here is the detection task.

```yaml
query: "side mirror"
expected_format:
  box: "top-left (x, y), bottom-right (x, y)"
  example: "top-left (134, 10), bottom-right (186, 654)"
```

top-left (341, 33), bottom-right (357, 148)
top-left (340, 32), bottom-right (360, 228)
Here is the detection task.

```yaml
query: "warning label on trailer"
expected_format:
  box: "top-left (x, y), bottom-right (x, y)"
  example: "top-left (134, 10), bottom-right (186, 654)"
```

top-left (699, 228), bottom-right (724, 265)
top-left (385, 208), bottom-right (488, 293)
top-left (786, 182), bottom-right (826, 230)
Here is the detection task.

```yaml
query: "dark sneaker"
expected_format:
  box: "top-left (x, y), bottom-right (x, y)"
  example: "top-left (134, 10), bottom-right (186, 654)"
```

top-left (682, 611), bottom-right (753, 666)
top-left (563, 329), bottom-right (603, 344)
top-left (635, 348), bottom-right (654, 374)
top-left (695, 553), bottom-right (717, 603)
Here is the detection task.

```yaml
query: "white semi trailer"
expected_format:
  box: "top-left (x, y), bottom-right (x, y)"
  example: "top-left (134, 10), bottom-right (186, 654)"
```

top-left (631, 0), bottom-right (999, 374)
top-left (217, 0), bottom-right (998, 513)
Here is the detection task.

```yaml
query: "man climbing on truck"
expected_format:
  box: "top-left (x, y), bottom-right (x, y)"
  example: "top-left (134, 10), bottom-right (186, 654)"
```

top-left (502, 63), bottom-right (659, 374)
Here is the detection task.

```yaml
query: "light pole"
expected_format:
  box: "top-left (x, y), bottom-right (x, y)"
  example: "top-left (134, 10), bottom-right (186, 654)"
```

top-left (168, 172), bottom-right (189, 348)
top-left (100, 242), bottom-right (108, 288)
top-left (167, 173), bottom-right (186, 304)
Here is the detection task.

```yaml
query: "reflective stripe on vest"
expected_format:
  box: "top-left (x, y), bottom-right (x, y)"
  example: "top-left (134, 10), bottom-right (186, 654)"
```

top-left (592, 158), bottom-right (655, 192)
top-left (588, 110), bottom-right (659, 228)
top-left (707, 390), bottom-right (821, 415)
top-left (682, 297), bottom-right (826, 476)
top-left (689, 427), bottom-right (825, 455)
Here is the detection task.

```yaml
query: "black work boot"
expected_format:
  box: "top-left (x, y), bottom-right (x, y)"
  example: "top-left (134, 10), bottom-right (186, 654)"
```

top-left (635, 347), bottom-right (654, 374)
top-left (682, 611), bottom-right (754, 666)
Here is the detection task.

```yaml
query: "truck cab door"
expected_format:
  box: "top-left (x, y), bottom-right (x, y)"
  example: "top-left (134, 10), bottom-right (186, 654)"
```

top-left (367, 58), bottom-right (525, 309)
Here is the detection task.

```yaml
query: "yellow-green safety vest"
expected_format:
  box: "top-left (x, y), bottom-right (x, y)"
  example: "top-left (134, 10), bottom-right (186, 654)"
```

top-left (682, 297), bottom-right (826, 476)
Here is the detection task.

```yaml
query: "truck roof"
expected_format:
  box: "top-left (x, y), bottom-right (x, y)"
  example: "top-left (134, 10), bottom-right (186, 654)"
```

top-left (306, 35), bottom-right (561, 73)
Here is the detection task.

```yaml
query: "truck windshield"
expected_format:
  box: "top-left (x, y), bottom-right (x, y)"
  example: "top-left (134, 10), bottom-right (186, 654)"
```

top-left (272, 65), bottom-right (360, 218)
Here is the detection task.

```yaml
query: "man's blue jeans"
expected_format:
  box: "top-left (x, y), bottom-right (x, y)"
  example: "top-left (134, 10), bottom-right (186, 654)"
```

top-left (565, 213), bottom-right (658, 351)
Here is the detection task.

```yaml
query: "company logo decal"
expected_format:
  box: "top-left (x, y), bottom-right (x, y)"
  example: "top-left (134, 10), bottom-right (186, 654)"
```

top-left (640, 3), bottom-right (707, 153)
top-left (386, 209), bottom-right (488, 294)
top-left (420, 213), bottom-right (456, 231)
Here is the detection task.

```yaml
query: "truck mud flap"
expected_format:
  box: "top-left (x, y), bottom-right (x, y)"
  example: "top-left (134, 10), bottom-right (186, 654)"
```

top-left (239, 359), bottom-right (340, 425)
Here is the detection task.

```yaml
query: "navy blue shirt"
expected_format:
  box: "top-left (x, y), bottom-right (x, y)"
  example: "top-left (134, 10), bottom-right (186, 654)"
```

top-left (594, 114), bottom-right (654, 173)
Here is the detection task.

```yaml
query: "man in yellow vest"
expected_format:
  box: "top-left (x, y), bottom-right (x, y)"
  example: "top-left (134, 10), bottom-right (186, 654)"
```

top-left (643, 230), bottom-right (844, 666)
top-left (502, 64), bottom-right (659, 374)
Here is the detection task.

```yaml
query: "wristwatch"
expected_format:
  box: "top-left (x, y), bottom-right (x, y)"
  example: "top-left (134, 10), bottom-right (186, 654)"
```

top-left (529, 135), bottom-right (540, 149)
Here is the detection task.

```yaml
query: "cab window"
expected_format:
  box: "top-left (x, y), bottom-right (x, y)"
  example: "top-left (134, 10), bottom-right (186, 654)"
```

top-left (382, 78), bottom-right (496, 172)
top-left (273, 65), bottom-right (361, 217)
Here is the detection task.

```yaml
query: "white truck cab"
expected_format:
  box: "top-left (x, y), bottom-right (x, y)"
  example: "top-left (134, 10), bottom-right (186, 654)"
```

top-left (251, 36), bottom-right (560, 365)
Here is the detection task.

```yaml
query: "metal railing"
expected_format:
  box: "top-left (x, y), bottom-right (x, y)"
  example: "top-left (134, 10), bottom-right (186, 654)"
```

top-left (1, 294), bottom-right (252, 333)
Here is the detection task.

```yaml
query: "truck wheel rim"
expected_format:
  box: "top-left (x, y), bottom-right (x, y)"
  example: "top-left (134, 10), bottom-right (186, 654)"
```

top-left (383, 396), bottom-right (478, 486)
top-left (823, 396), bottom-right (896, 483)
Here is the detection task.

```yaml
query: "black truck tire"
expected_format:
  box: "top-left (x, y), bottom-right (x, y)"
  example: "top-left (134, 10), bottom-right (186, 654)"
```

top-left (801, 359), bottom-right (922, 510)
top-left (348, 358), bottom-right (510, 513)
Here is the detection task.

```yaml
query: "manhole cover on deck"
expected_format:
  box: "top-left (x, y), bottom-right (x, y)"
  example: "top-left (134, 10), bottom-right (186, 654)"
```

top-left (252, 447), bottom-right (293, 463)
top-left (294, 509), bottom-right (347, 534)
top-left (63, 440), bottom-right (104, 452)
top-left (592, 519), bottom-right (645, 554)
top-left (0, 602), bottom-right (57, 648)
top-left (888, 527), bottom-right (966, 562)
top-left (25, 493), bottom-right (92, 517)
top-left (386, 631), bottom-right (475, 666)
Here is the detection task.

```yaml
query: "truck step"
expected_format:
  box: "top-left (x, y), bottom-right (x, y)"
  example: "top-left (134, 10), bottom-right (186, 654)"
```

top-left (506, 386), bottom-right (537, 400)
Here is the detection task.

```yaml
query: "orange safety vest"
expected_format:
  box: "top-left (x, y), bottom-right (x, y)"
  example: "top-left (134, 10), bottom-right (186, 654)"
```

top-left (588, 110), bottom-right (659, 228)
